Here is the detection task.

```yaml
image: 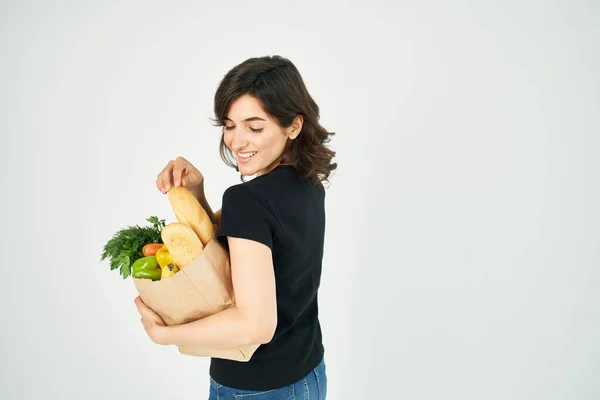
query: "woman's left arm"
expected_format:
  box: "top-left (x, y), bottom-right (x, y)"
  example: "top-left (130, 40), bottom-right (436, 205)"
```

top-left (135, 236), bottom-right (277, 349)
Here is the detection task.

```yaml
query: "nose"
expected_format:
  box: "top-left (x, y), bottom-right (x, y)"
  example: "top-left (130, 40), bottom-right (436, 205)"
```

top-left (229, 128), bottom-right (249, 152)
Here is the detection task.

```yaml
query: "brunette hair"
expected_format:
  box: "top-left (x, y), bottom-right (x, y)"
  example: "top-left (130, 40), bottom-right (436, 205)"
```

top-left (210, 55), bottom-right (337, 185)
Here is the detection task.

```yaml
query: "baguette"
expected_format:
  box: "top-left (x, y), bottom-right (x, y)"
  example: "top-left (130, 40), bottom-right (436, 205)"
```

top-left (167, 186), bottom-right (215, 246)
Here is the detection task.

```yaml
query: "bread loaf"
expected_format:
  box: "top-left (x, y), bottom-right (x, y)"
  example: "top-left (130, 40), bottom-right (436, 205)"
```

top-left (161, 222), bottom-right (204, 268)
top-left (167, 187), bottom-right (215, 247)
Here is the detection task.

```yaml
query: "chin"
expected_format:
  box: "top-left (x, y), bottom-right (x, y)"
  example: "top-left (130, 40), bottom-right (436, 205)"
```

top-left (238, 165), bottom-right (257, 176)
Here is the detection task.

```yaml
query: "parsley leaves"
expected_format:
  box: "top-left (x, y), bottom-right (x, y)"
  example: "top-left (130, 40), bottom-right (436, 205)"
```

top-left (101, 216), bottom-right (166, 279)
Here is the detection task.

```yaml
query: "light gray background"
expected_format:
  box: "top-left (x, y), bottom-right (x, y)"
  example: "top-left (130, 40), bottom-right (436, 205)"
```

top-left (1, 1), bottom-right (598, 399)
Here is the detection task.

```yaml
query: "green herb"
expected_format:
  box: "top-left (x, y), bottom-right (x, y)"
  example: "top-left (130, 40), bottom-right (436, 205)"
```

top-left (101, 216), bottom-right (166, 279)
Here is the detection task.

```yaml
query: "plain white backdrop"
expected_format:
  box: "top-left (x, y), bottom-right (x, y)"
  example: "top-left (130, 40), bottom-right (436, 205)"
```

top-left (1, 1), bottom-right (598, 399)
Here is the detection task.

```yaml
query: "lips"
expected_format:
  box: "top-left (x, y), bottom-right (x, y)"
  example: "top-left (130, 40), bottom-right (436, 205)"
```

top-left (237, 151), bottom-right (257, 163)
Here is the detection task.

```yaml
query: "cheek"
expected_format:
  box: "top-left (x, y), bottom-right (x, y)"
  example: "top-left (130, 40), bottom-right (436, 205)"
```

top-left (223, 133), bottom-right (232, 148)
top-left (262, 134), bottom-right (284, 150)
top-left (273, 135), bottom-right (288, 151)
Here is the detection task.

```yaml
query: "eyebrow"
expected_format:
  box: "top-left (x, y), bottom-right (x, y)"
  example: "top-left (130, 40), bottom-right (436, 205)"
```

top-left (223, 116), bottom-right (266, 123)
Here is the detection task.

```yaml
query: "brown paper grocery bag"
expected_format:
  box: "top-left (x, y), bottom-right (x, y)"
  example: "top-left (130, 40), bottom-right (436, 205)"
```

top-left (133, 238), bottom-right (259, 362)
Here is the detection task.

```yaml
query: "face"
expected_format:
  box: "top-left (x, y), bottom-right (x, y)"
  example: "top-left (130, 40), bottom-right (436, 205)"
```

top-left (223, 94), bottom-right (302, 177)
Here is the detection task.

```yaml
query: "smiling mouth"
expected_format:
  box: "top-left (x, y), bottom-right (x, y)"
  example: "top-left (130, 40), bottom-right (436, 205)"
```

top-left (238, 152), bottom-right (257, 159)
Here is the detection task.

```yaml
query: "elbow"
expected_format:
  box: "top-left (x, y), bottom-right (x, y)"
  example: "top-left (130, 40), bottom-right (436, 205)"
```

top-left (249, 314), bottom-right (277, 345)
top-left (255, 324), bottom-right (276, 344)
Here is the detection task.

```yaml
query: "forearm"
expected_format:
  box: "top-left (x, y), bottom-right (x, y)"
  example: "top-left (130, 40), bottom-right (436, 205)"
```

top-left (156, 306), bottom-right (268, 349)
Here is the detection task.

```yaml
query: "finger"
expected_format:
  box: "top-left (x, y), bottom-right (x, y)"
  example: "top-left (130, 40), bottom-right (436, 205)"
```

top-left (134, 300), bottom-right (143, 314)
top-left (137, 301), bottom-right (150, 314)
top-left (134, 297), bottom-right (151, 315)
top-left (163, 161), bottom-right (176, 192)
top-left (157, 161), bottom-right (175, 193)
top-left (156, 169), bottom-right (168, 193)
top-left (173, 158), bottom-right (188, 187)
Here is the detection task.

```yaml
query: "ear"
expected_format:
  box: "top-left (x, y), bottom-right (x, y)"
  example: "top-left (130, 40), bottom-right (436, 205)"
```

top-left (287, 114), bottom-right (304, 140)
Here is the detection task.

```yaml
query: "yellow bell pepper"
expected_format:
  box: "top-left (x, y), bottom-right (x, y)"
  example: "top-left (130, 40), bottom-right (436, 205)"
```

top-left (155, 245), bottom-right (175, 268)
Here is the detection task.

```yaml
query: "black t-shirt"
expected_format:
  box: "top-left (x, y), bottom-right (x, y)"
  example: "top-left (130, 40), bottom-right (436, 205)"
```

top-left (209, 164), bottom-right (326, 391)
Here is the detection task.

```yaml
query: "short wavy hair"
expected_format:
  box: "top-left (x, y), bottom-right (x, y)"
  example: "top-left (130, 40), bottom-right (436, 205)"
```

top-left (210, 55), bottom-right (337, 185)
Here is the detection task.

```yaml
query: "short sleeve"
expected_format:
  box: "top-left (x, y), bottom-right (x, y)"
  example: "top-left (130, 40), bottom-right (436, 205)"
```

top-left (216, 184), bottom-right (281, 252)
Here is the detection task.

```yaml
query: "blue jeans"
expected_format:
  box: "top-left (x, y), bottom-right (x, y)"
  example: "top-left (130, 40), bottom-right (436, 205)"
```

top-left (208, 358), bottom-right (327, 399)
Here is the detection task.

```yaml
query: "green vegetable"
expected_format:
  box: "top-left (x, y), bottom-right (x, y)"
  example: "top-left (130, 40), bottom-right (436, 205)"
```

top-left (100, 216), bottom-right (166, 279)
top-left (131, 256), bottom-right (162, 281)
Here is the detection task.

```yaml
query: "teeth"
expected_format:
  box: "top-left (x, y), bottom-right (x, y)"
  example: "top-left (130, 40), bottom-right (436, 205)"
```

top-left (239, 152), bottom-right (257, 159)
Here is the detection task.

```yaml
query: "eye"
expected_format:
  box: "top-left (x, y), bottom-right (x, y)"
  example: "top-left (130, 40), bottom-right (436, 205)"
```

top-left (223, 126), bottom-right (263, 133)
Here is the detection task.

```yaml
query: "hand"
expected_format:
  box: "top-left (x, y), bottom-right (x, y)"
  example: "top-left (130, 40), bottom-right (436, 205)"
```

top-left (134, 296), bottom-right (167, 345)
top-left (156, 156), bottom-right (204, 194)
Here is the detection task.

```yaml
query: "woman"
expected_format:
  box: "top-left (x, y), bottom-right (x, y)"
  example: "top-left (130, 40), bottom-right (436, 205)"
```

top-left (135, 55), bottom-right (336, 399)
